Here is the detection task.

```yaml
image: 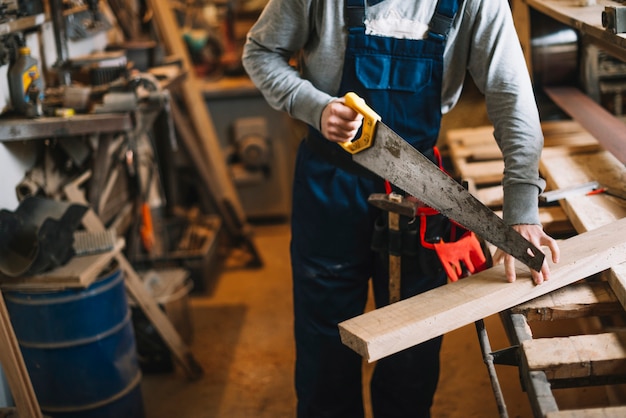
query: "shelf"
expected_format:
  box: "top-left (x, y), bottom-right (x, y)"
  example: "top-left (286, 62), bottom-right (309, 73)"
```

top-left (0, 112), bottom-right (133, 142)
top-left (0, 13), bottom-right (45, 36)
top-left (526, 0), bottom-right (626, 61)
top-left (0, 238), bottom-right (125, 291)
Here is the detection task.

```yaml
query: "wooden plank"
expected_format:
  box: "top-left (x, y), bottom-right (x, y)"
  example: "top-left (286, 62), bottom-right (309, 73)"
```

top-left (540, 148), bottom-right (626, 312)
top-left (545, 87), bottom-right (626, 164)
top-left (541, 120), bottom-right (599, 148)
top-left (545, 406), bottom-right (626, 418)
top-left (453, 160), bottom-right (504, 185)
top-left (475, 185), bottom-right (503, 208)
top-left (338, 216), bottom-right (626, 362)
top-left (537, 206), bottom-right (576, 236)
top-left (446, 126), bottom-right (503, 184)
top-left (511, 281), bottom-right (622, 321)
top-left (0, 292), bottom-right (42, 418)
top-left (605, 263), bottom-right (626, 312)
top-left (511, 0), bottom-right (533, 76)
top-left (539, 149), bottom-right (626, 235)
top-left (522, 332), bottom-right (626, 380)
top-left (446, 119), bottom-right (598, 187)
top-left (0, 239), bottom-right (124, 291)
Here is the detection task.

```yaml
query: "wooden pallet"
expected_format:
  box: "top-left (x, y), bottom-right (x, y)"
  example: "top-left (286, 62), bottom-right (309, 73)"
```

top-left (445, 120), bottom-right (599, 189)
top-left (504, 280), bottom-right (626, 417)
top-left (500, 129), bottom-right (626, 416)
top-left (443, 116), bottom-right (626, 416)
top-left (444, 120), bottom-right (598, 237)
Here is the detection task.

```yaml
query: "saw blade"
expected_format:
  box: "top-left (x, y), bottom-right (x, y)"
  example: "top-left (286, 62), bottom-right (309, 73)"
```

top-left (353, 122), bottom-right (545, 272)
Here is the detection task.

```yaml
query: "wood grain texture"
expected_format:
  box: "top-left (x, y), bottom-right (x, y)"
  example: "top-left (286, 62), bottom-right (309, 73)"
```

top-left (0, 292), bottom-right (42, 417)
top-left (339, 217), bottom-right (626, 362)
top-left (539, 147), bottom-right (626, 312)
top-left (510, 281), bottom-right (622, 321)
top-left (545, 87), bottom-right (626, 164)
top-left (545, 406), bottom-right (626, 418)
top-left (522, 332), bottom-right (626, 380)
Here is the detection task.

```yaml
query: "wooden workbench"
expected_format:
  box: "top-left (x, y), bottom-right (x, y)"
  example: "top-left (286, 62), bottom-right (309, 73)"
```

top-left (533, 0), bottom-right (626, 54)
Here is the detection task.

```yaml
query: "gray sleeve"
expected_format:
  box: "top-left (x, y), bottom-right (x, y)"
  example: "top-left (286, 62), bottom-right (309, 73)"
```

top-left (242, 0), bottom-right (342, 131)
top-left (465, 0), bottom-right (545, 226)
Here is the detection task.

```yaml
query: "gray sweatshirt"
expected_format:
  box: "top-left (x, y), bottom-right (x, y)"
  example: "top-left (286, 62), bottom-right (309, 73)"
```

top-left (242, 0), bottom-right (545, 225)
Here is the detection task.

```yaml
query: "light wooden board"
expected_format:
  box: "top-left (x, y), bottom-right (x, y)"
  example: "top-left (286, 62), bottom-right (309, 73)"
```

top-left (510, 281), bottom-right (622, 321)
top-left (446, 120), bottom-right (599, 186)
top-left (0, 239), bottom-right (124, 291)
top-left (545, 406), bottom-right (626, 418)
top-left (522, 332), bottom-right (626, 380)
top-left (545, 87), bottom-right (626, 164)
top-left (0, 292), bottom-right (42, 417)
top-left (339, 216), bottom-right (626, 362)
top-left (539, 149), bottom-right (626, 237)
top-left (539, 148), bottom-right (626, 311)
top-left (474, 184), bottom-right (503, 208)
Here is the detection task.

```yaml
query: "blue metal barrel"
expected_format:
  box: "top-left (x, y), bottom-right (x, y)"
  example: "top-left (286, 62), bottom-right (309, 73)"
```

top-left (4, 267), bottom-right (145, 418)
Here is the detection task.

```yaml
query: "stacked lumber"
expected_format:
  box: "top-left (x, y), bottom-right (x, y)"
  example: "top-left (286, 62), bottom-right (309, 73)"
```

top-left (444, 120), bottom-right (598, 237)
top-left (505, 280), bottom-right (626, 416)
top-left (511, 137), bottom-right (626, 416)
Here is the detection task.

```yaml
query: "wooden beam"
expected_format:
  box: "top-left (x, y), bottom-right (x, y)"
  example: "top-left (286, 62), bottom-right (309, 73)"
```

top-left (539, 148), bottom-right (626, 313)
top-left (338, 216), bottom-right (626, 362)
top-left (544, 87), bottom-right (626, 164)
top-left (0, 292), bottom-right (42, 418)
top-left (522, 332), bottom-right (626, 380)
top-left (545, 406), bottom-right (626, 418)
top-left (510, 282), bottom-right (622, 321)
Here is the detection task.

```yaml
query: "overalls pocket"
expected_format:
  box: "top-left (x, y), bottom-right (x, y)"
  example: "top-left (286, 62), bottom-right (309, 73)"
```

top-left (355, 54), bottom-right (433, 92)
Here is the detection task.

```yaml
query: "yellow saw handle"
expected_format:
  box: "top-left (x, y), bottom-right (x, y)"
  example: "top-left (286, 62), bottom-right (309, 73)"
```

top-left (339, 92), bottom-right (382, 154)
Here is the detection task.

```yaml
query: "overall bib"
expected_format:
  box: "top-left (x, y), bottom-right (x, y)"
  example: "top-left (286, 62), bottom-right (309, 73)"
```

top-left (290, 1), bottom-right (460, 416)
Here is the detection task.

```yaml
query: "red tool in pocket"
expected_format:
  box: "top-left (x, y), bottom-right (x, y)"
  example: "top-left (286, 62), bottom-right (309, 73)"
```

top-left (417, 206), bottom-right (488, 282)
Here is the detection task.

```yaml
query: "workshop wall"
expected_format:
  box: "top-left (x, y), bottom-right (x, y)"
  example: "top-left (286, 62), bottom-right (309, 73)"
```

top-left (0, 142), bottom-right (38, 210)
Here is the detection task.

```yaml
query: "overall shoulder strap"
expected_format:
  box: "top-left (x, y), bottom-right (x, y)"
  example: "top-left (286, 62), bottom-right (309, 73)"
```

top-left (345, 0), bottom-right (386, 28)
top-left (429, 0), bottom-right (464, 41)
top-left (345, 0), bottom-right (365, 28)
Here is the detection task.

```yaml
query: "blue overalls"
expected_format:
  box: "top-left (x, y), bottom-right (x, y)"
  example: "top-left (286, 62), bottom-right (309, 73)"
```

top-left (290, 1), bottom-right (461, 416)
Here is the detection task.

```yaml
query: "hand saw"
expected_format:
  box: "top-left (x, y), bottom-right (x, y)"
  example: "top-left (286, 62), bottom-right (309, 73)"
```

top-left (340, 92), bottom-right (545, 272)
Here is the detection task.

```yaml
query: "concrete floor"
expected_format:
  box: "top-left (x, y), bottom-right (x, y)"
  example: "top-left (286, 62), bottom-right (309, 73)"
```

top-left (139, 222), bottom-right (537, 418)
top-left (140, 81), bottom-right (539, 417)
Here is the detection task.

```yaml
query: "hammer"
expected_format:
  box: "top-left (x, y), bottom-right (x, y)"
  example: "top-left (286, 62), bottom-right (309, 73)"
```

top-left (368, 192), bottom-right (417, 304)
